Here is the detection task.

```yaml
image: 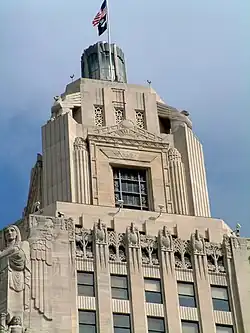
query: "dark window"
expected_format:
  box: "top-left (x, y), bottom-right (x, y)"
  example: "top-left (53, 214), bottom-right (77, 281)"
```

top-left (113, 168), bottom-right (149, 210)
top-left (178, 282), bottom-right (196, 307)
top-left (144, 278), bottom-right (162, 304)
top-left (216, 325), bottom-right (234, 333)
top-left (159, 116), bottom-right (171, 134)
top-left (111, 275), bottom-right (129, 300)
top-left (147, 317), bottom-right (165, 333)
top-left (72, 106), bottom-right (82, 124)
top-left (77, 272), bottom-right (95, 297)
top-left (79, 310), bottom-right (96, 333)
top-left (211, 286), bottom-right (230, 312)
top-left (182, 321), bottom-right (199, 333)
top-left (113, 314), bottom-right (131, 333)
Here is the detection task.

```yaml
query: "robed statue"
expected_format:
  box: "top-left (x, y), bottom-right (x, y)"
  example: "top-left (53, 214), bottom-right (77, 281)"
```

top-left (0, 225), bottom-right (31, 321)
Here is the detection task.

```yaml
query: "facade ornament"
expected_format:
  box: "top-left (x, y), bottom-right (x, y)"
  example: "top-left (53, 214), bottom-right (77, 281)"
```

top-left (75, 227), bottom-right (93, 259)
top-left (64, 218), bottom-right (75, 242)
top-left (74, 137), bottom-right (86, 150)
top-left (108, 231), bottom-right (126, 262)
top-left (30, 219), bottom-right (54, 320)
top-left (127, 223), bottom-right (139, 248)
top-left (222, 234), bottom-right (232, 259)
top-left (191, 230), bottom-right (206, 255)
top-left (140, 235), bottom-right (159, 265)
top-left (205, 242), bottom-right (225, 273)
top-left (158, 226), bottom-right (173, 251)
top-left (0, 225), bottom-right (31, 317)
top-left (94, 220), bottom-right (107, 245)
top-left (8, 316), bottom-right (23, 333)
top-left (0, 313), bottom-right (7, 333)
top-left (173, 238), bottom-right (192, 269)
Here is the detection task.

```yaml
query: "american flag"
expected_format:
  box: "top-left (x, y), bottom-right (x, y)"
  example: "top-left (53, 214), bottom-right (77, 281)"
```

top-left (92, 0), bottom-right (107, 27)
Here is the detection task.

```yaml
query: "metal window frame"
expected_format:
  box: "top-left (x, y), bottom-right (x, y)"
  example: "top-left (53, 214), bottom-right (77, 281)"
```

top-left (113, 168), bottom-right (149, 211)
top-left (77, 271), bottom-right (95, 297)
top-left (111, 274), bottom-right (129, 300)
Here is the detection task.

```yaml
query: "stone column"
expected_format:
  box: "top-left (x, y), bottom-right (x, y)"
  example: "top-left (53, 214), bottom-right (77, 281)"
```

top-left (158, 227), bottom-right (182, 333)
top-left (227, 237), bottom-right (250, 333)
top-left (191, 231), bottom-right (215, 333)
top-left (93, 221), bottom-right (113, 333)
top-left (74, 137), bottom-right (91, 204)
top-left (126, 223), bottom-right (147, 333)
top-left (168, 148), bottom-right (189, 215)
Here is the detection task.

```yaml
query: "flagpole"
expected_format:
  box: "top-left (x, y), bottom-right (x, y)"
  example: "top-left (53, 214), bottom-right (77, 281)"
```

top-left (106, 0), bottom-right (113, 81)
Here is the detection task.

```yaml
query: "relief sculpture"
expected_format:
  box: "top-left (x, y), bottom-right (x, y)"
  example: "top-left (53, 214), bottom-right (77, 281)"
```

top-left (0, 225), bottom-right (31, 318)
top-left (30, 219), bottom-right (53, 320)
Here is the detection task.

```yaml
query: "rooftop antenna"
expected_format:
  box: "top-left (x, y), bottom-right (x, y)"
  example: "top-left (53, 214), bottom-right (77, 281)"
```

top-left (147, 80), bottom-right (152, 87)
top-left (70, 74), bottom-right (75, 82)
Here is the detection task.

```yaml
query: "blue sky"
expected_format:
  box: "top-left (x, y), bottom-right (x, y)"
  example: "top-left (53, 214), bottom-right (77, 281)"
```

top-left (0, 0), bottom-right (249, 235)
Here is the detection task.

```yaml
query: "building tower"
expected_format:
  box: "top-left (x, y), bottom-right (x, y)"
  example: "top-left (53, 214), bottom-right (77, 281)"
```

top-left (0, 43), bottom-right (249, 333)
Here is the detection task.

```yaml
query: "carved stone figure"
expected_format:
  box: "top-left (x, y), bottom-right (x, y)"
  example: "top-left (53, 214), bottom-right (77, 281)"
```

top-left (127, 223), bottom-right (139, 247)
top-left (158, 226), bottom-right (173, 251)
top-left (8, 316), bottom-right (23, 333)
top-left (0, 225), bottom-right (31, 319)
top-left (94, 220), bottom-right (107, 244)
top-left (191, 230), bottom-right (206, 255)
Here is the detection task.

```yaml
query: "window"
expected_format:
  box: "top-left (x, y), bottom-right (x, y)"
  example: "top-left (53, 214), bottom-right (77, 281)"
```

top-left (135, 110), bottom-right (146, 129)
top-left (79, 311), bottom-right (96, 333)
top-left (77, 272), bottom-right (95, 297)
top-left (114, 107), bottom-right (125, 124)
top-left (111, 275), bottom-right (129, 300)
top-left (113, 168), bottom-right (149, 210)
top-left (211, 286), bottom-right (230, 311)
top-left (147, 317), bottom-right (165, 333)
top-left (113, 314), bottom-right (131, 333)
top-left (72, 106), bottom-right (82, 124)
top-left (144, 278), bottom-right (162, 304)
top-left (158, 116), bottom-right (171, 134)
top-left (178, 282), bottom-right (196, 307)
top-left (182, 321), bottom-right (199, 333)
top-left (216, 325), bottom-right (234, 333)
top-left (94, 105), bottom-right (105, 127)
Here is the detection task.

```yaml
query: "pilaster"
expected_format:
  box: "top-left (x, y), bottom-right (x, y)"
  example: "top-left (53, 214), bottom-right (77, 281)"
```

top-left (159, 227), bottom-right (182, 333)
top-left (93, 221), bottom-right (113, 333)
top-left (126, 223), bottom-right (147, 333)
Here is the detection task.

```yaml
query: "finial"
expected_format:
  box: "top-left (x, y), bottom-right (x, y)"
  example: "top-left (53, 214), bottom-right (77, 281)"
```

top-left (70, 74), bottom-right (75, 82)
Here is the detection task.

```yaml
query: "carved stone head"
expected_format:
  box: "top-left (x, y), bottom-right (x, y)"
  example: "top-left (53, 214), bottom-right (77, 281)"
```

top-left (8, 316), bottom-right (22, 326)
top-left (4, 225), bottom-right (21, 247)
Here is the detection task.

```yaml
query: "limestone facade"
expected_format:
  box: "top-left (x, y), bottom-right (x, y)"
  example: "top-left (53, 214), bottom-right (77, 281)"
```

top-left (0, 78), bottom-right (249, 333)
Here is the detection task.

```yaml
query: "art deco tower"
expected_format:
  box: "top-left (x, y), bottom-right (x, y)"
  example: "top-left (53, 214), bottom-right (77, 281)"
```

top-left (0, 43), bottom-right (249, 333)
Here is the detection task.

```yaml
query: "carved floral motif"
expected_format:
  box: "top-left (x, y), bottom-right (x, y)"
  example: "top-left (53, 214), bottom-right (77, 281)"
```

top-left (173, 238), bottom-right (192, 269)
top-left (75, 227), bottom-right (93, 259)
top-left (108, 231), bottom-right (126, 262)
top-left (205, 242), bottom-right (225, 273)
top-left (140, 235), bottom-right (159, 265)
